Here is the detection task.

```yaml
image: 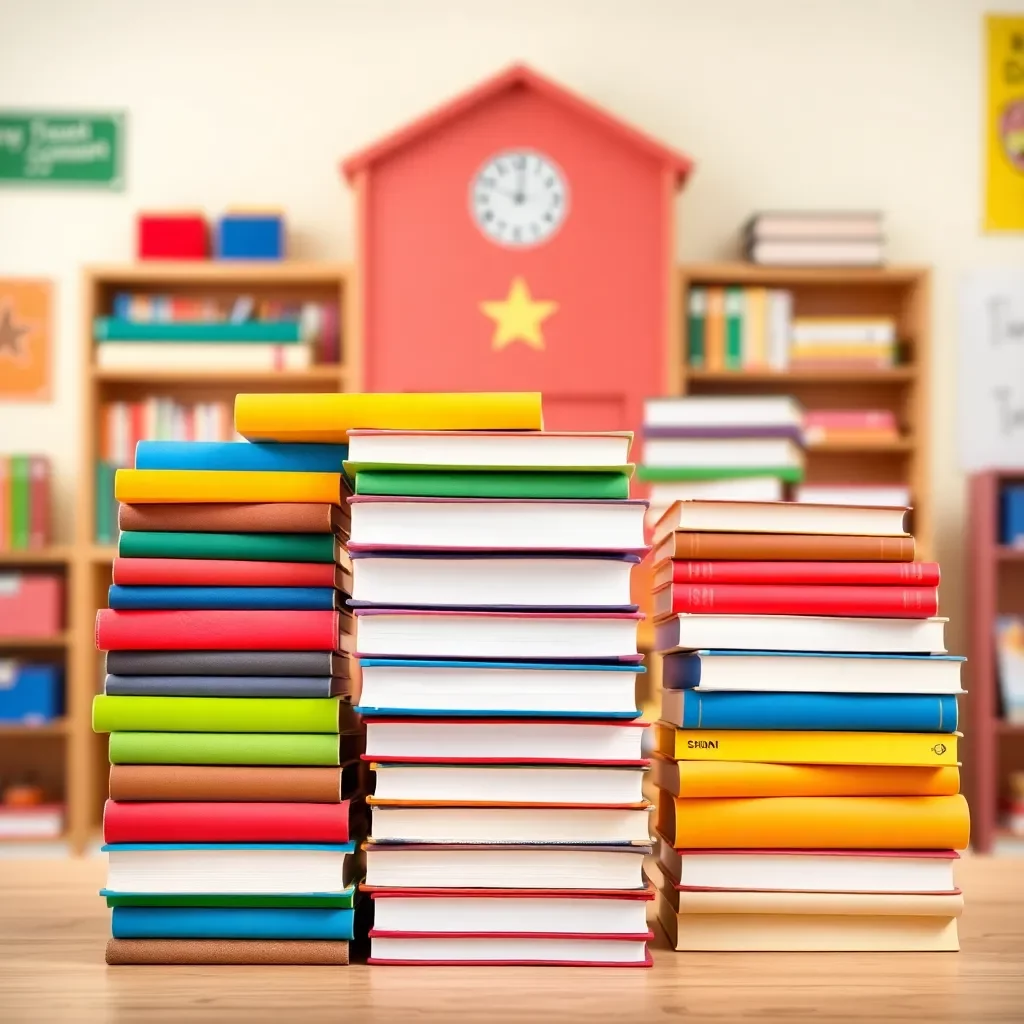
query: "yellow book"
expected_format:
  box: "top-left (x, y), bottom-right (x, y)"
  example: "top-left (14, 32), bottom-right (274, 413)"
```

top-left (655, 722), bottom-right (958, 767)
top-left (115, 469), bottom-right (342, 505)
top-left (789, 343), bottom-right (895, 359)
top-left (742, 287), bottom-right (767, 368)
top-left (234, 392), bottom-right (544, 443)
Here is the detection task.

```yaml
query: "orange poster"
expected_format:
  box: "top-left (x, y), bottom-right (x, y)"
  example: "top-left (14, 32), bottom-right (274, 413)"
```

top-left (0, 279), bottom-right (52, 400)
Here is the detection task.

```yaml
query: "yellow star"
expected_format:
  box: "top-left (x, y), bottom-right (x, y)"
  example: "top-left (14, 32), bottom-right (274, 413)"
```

top-left (479, 276), bottom-right (558, 351)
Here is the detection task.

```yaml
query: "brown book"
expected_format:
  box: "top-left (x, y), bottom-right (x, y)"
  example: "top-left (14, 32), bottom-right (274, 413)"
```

top-left (655, 532), bottom-right (915, 563)
top-left (108, 762), bottom-right (365, 803)
top-left (119, 502), bottom-right (339, 534)
top-left (105, 938), bottom-right (350, 965)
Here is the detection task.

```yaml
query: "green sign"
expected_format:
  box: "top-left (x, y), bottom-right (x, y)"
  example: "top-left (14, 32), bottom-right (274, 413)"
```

top-left (0, 111), bottom-right (124, 188)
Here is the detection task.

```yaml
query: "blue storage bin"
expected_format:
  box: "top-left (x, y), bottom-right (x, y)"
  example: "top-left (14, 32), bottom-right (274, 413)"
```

top-left (1001, 485), bottom-right (1024, 545)
top-left (0, 662), bottom-right (63, 724)
top-left (216, 213), bottom-right (285, 260)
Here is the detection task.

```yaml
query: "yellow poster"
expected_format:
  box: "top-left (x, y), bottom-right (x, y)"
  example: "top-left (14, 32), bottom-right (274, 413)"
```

top-left (985, 15), bottom-right (1024, 230)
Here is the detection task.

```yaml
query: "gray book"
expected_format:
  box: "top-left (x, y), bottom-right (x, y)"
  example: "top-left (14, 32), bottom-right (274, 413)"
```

top-left (104, 651), bottom-right (345, 677)
top-left (104, 675), bottom-right (347, 698)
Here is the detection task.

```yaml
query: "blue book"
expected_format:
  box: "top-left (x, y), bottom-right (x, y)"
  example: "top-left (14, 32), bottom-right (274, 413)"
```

top-left (661, 650), bottom-right (965, 695)
top-left (108, 585), bottom-right (336, 611)
top-left (134, 440), bottom-right (347, 472)
top-left (1002, 485), bottom-right (1024, 545)
top-left (95, 318), bottom-right (303, 342)
top-left (665, 689), bottom-right (958, 733)
top-left (110, 905), bottom-right (355, 940)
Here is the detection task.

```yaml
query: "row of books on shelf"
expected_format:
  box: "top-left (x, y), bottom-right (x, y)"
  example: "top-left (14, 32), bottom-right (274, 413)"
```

top-left (687, 288), bottom-right (897, 371)
top-left (0, 456), bottom-right (51, 551)
top-left (101, 400), bottom-right (236, 465)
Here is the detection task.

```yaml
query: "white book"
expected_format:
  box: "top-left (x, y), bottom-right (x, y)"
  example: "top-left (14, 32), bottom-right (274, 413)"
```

top-left (350, 553), bottom-right (635, 609)
top-left (654, 836), bottom-right (958, 894)
top-left (0, 806), bottom-right (62, 839)
top-left (371, 764), bottom-right (646, 804)
top-left (358, 660), bottom-right (641, 716)
top-left (370, 934), bottom-right (650, 964)
top-left (104, 844), bottom-right (357, 894)
top-left (369, 805), bottom-right (652, 844)
top-left (652, 499), bottom-right (908, 541)
top-left (749, 239), bottom-right (884, 266)
top-left (348, 497), bottom-right (647, 551)
top-left (747, 212), bottom-right (883, 239)
top-left (95, 342), bottom-right (313, 371)
top-left (364, 845), bottom-right (649, 890)
top-left (768, 289), bottom-right (792, 369)
top-left (356, 609), bottom-right (639, 660)
top-left (655, 614), bottom-right (948, 655)
top-left (345, 430), bottom-right (632, 469)
top-left (644, 395), bottom-right (801, 429)
top-left (660, 651), bottom-right (964, 694)
top-left (791, 318), bottom-right (895, 344)
top-left (796, 485), bottom-right (912, 507)
top-left (642, 437), bottom-right (803, 470)
top-left (364, 719), bottom-right (647, 762)
top-left (371, 893), bottom-right (650, 935)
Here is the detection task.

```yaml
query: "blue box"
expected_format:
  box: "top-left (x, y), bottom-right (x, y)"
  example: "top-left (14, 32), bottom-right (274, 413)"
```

top-left (1002, 485), bottom-right (1024, 545)
top-left (216, 213), bottom-right (285, 260)
top-left (0, 662), bottom-right (62, 724)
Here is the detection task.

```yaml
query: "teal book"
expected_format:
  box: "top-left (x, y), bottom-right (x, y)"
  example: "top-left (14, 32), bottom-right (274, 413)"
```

top-left (111, 905), bottom-right (355, 940)
top-left (94, 318), bottom-right (303, 343)
top-left (353, 469), bottom-right (631, 500)
top-left (687, 286), bottom-right (707, 368)
top-left (118, 531), bottom-right (336, 562)
top-left (724, 286), bottom-right (744, 369)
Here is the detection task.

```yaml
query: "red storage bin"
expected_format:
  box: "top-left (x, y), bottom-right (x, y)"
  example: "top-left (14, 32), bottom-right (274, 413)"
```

top-left (137, 212), bottom-right (209, 260)
top-left (0, 574), bottom-right (63, 638)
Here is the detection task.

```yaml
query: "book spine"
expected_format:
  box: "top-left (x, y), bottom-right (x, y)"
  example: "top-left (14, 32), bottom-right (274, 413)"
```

top-left (0, 455), bottom-right (8, 551)
top-left (114, 469), bottom-right (341, 505)
top-left (108, 731), bottom-right (342, 766)
top-left (669, 561), bottom-right (940, 586)
top-left (742, 287), bottom-right (767, 368)
top-left (769, 290), bottom-right (792, 370)
top-left (104, 676), bottom-right (337, 698)
top-left (105, 649), bottom-right (338, 677)
top-left (9, 456), bottom-right (30, 550)
top-left (95, 317), bottom-right (303, 342)
top-left (28, 455), bottom-right (49, 549)
top-left (664, 583), bottom-right (939, 618)
top-left (105, 938), bottom-right (350, 966)
top-left (687, 287), bottom-right (706, 368)
top-left (703, 288), bottom-right (725, 371)
top-left (117, 531), bottom-right (336, 563)
top-left (111, 558), bottom-right (336, 588)
top-left (95, 343), bottom-right (312, 371)
top-left (134, 441), bottom-right (348, 473)
top-left (108, 764), bottom-right (345, 801)
top-left (669, 533), bottom-right (916, 562)
top-left (107, 585), bottom-right (337, 611)
top-left (110, 906), bottom-right (355, 942)
top-left (95, 462), bottom-right (114, 544)
top-left (723, 287), bottom-right (744, 370)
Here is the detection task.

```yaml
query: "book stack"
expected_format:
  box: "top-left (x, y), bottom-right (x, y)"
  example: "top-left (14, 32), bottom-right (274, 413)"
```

top-left (789, 316), bottom-right (897, 370)
top-left (323, 402), bottom-right (655, 967)
top-left (639, 397), bottom-right (804, 529)
top-left (0, 455), bottom-right (51, 550)
top-left (647, 498), bottom-right (971, 951)
top-left (743, 212), bottom-right (885, 266)
top-left (92, 433), bottom-right (364, 967)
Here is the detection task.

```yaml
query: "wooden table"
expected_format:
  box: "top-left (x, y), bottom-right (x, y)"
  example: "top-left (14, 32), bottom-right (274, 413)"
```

top-left (2, 856), bottom-right (1022, 1023)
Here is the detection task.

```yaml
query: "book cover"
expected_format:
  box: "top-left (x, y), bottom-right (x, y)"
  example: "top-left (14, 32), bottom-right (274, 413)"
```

top-left (104, 650), bottom-right (341, 677)
top-left (104, 675), bottom-right (346, 698)
top-left (104, 938), bottom-right (351, 965)
top-left (742, 287), bottom-right (768, 367)
top-left (108, 584), bottom-right (337, 611)
top-left (117, 531), bottom-right (337, 563)
top-left (704, 288), bottom-right (725, 371)
top-left (235, 392), bottom-right (544, 443)
top-left (108, 732), bottom-right (349, 766)
top-left (135, 441), bottom-right (348, 473)
top-left (723, 287), bottom-right (744, 369)
top-left (655, 531), bottom-right (915, 562)
top-left (662, 561), bottom-right (940, 587)
top-left (687, 286), bottom-right (706, 368)
top-left (94, 318), bottom-right (304, 342)
top-left (111, 557), bottom-right (337, 588)
top-left (119, 502), bottom-right (337, 534)
top-left (111, 906), bottom-right (355, 941)
top-left (115, 469), bottom-right (343, 505)
top-left (354, 470), bottom-right (630, 500)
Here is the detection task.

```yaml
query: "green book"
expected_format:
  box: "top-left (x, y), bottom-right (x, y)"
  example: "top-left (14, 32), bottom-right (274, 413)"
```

top-left (95, 461), bottom-right (116, 544)
top-left (118, 531), bottom-right (335, 562)
top-left (109, 731), bottom-right (343, 765)
top-left (94, 318), bottom-right (303, 343)
top-left (687, 286), bottom-right (707, 368)
top-left (354, 469), bottom-right (631, 500)
top-left (9, 455), bottom-right (29, 550)
top-left (724, 286), bottom-right (744, 370)
top-left (93, 695), bottom-right (342, 734)
top-left (103, 890), bottom-right (356, 909)
top-left (637, 465), bottom-right (804, 483)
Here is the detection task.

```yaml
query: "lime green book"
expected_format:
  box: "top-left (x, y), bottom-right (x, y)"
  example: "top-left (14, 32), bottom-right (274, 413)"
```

top-left (103, 890), bottom-right (356, 909)
top-left (108, 732), bottom-right (343, 765)
top-left (9, 455), bottom-right (30, 550)
top-left (353, 469), bottom-right (631, 499)
top-left (93, 695), bottom-right (342, 734)
top-left (118, 531), bottom-right (336, 562)
top-left (637, 466), bottom-right (804, 483)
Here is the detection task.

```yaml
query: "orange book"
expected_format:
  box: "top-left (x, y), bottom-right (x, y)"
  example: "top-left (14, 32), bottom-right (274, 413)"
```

top-left (704, 288), bottom-right (725, 371)
top-left (658, 793), bottom-right (970, 849)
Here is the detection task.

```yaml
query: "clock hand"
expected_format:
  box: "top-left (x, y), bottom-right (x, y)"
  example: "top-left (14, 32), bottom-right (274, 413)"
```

top-left (515, 160), bottom-right (527, 204)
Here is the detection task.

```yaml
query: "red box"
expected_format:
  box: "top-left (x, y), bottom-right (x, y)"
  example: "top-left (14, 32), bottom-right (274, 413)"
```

top-left (137, 212), bottom-right (209, 260)
top-left (0, 574), bottom-right (63, 638)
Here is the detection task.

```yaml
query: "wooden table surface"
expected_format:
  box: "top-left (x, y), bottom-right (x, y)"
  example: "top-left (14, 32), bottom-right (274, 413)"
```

top-left (2, 855), bottom-right (1023, 1023)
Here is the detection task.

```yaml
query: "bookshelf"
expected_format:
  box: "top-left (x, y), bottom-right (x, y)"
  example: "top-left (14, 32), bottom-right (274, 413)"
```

top-left (65, 261), bottom-right (356, 852)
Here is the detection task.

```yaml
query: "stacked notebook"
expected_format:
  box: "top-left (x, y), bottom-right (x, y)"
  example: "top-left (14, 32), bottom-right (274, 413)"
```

top-left (639, 397), bottom-right (805, 529)
top-left (743, 211), bottom-right (885, 266)
top-left (343, 410), bottom-right (656, 966)
top-left (647, 499), bottom-right (970, 951)
top-left (92, 436), bottom-right (364, 966)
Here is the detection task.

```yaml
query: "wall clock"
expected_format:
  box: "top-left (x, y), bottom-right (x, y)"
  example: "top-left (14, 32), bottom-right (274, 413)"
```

top-left (469, 149), bottom-right (569, 248)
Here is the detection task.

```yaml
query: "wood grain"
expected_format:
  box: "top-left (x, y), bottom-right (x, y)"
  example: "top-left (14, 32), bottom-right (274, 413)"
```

top-left (0, 856), bottom-right (1021, 1023)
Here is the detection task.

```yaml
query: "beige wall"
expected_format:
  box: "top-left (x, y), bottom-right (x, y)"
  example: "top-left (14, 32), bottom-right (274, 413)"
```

top-left (3, 0), bottom-right (1024, 649)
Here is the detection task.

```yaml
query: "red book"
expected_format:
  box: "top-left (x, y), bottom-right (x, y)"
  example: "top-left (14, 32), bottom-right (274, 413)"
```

top-left (28, 456), bottom-right (50, 550)
top-left (653, 583), bottom-right (939, 619)
top-left (102, 800), bottom-right (356, 843)
top-left (95, 609), bottom-right (344, 651)
top-left (658, 561), bottom-right (941, 588)
top-left (111, 557), bottom-right (337, 588)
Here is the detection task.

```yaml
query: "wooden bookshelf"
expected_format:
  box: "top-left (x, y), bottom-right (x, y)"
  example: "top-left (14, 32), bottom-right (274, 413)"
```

top-left (66, 261), bottom-right (357, 853)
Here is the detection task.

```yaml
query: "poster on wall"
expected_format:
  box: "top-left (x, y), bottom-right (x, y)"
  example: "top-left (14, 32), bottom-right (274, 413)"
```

top-left (959, 270), bottom-right (1024, 470)
top-left (0, 280), bottom-right (53, 401)
top-left (985, 16), bottom-right (1024, 230)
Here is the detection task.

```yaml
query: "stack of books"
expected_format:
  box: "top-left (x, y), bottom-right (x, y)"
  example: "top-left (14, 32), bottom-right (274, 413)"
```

top-left (743, 212), bottom-right (885, 266)
top-left (92, 433), bottom-right (364, 966)
top-left (639, 397), bottom-right (804, 528)
top-left (790, 316), bottom-right (897, 370)
top-left (647, 498), bottom-right (970, 951)
top-left (338, 405), bottom-right (655, 966)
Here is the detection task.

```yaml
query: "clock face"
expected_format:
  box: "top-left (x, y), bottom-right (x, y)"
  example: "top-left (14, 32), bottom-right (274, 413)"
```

top-left (470, 149), bottom-right (569, 248)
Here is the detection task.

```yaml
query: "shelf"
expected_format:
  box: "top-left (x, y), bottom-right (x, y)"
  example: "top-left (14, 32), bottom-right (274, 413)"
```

top-left (92, 366), bottom-right (345, 385)
top-left (0, 834), bottom-right (68, 845)
top-left (686, 368), bottom-right (915, 384)
top-left (86, 261), bottom-right (350, 284)
top-left (0, 547), bottom-right (72, 565)
top-left (679, 262), bottom-right (928, 286)
top-left (0, 633), bottom-right (69, 650)
top-left (0, 718), bottom-right (67, 737)
top-left (89, 546), bottom-right (117, 563)
top-left (807, 437), bottom-right (914, 454)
